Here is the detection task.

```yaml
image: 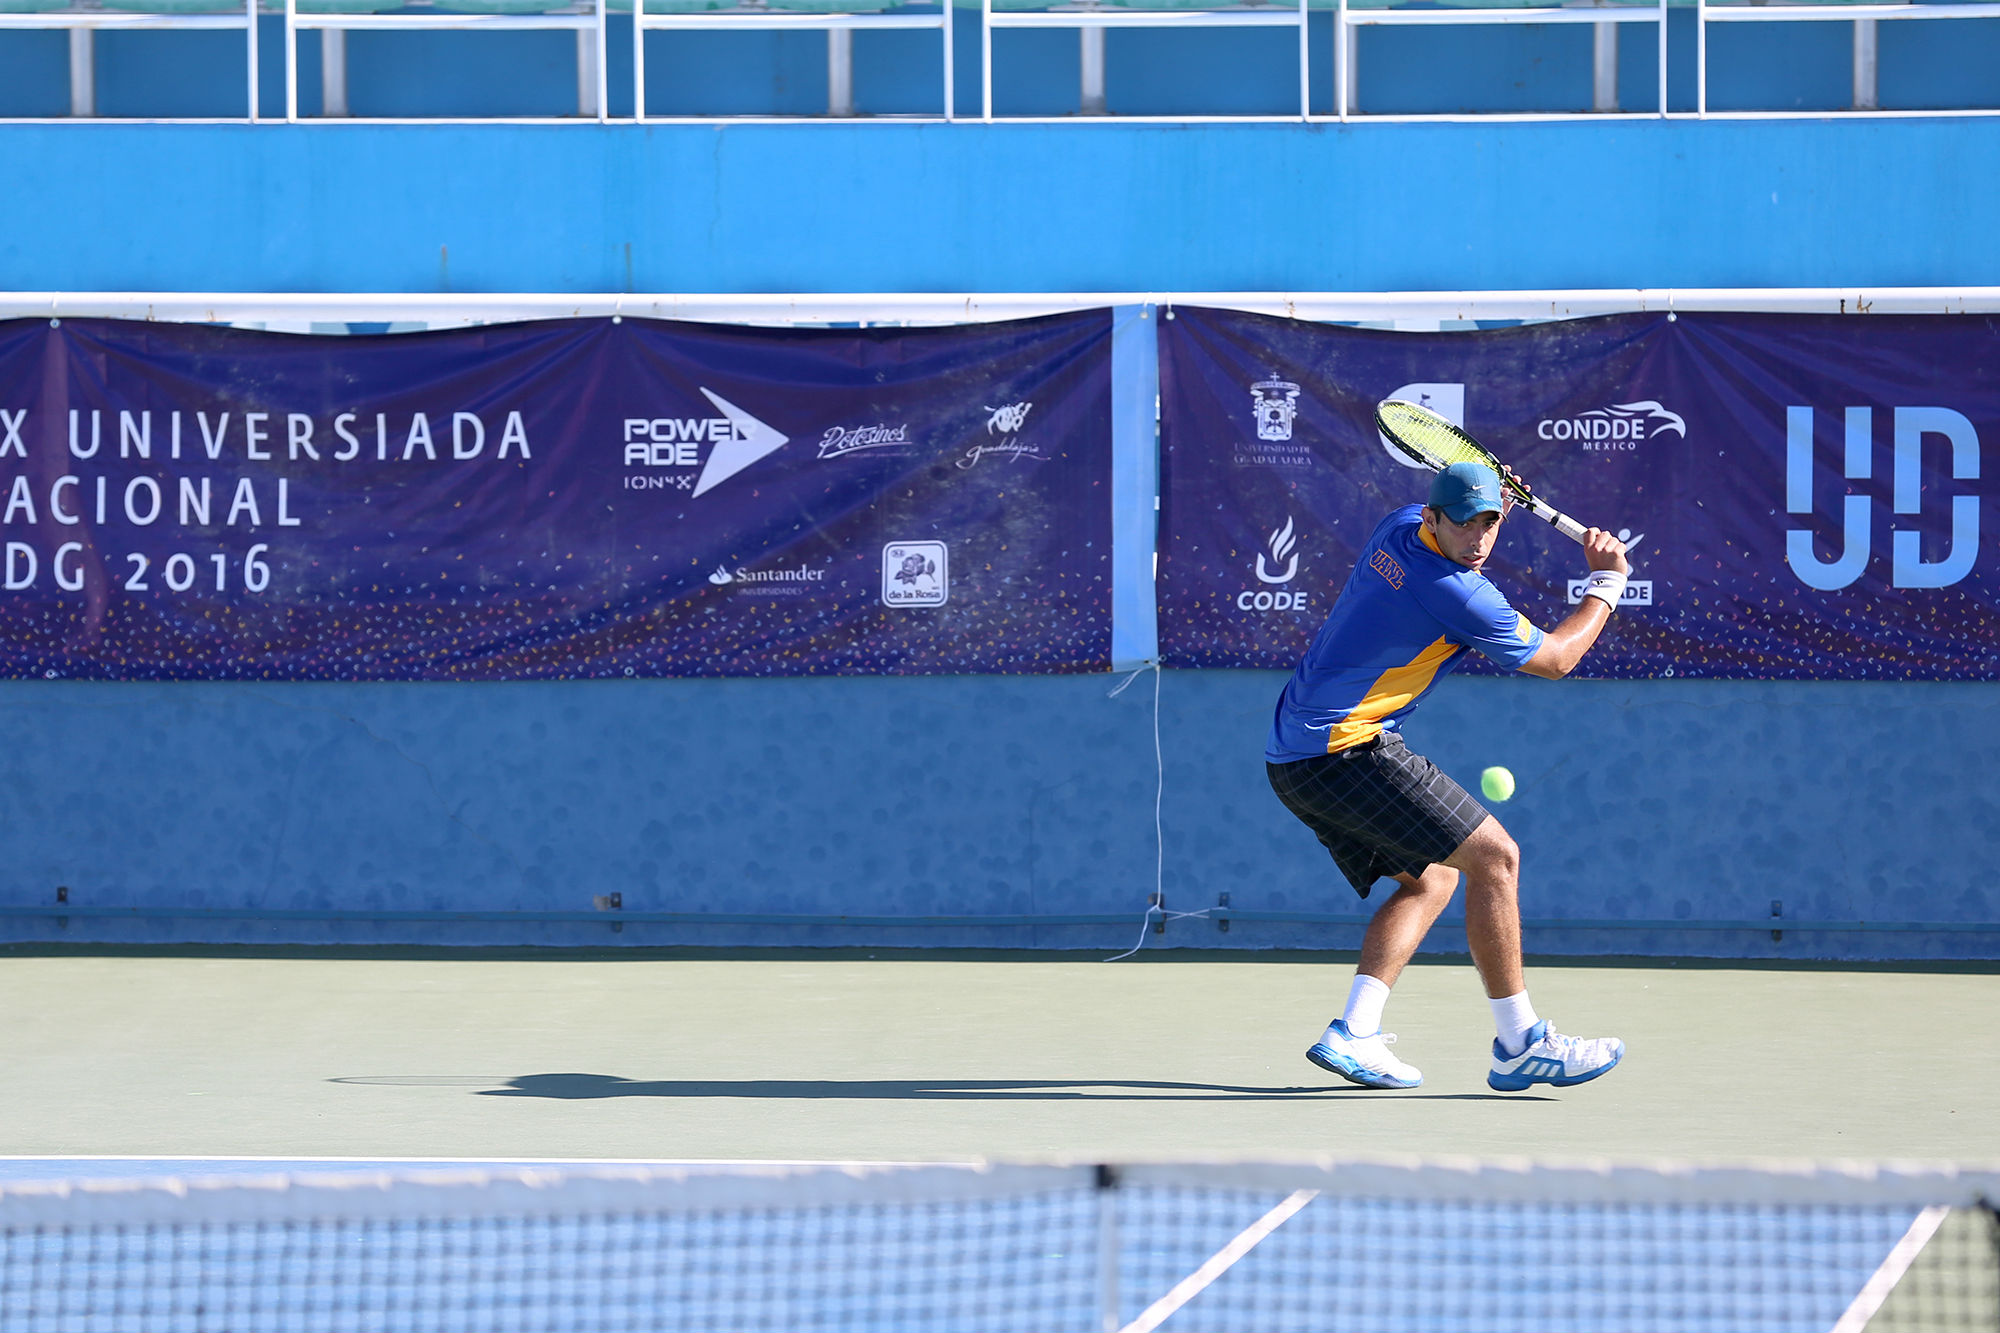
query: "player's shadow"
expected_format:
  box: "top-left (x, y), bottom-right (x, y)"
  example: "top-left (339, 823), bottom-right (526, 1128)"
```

top-left (458, 1073), bottom-right (1544, 1102)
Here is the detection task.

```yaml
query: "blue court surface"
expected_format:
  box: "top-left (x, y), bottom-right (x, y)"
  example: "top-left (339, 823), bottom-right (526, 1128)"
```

top-left (1, 953), bottom-right (1996, 1330)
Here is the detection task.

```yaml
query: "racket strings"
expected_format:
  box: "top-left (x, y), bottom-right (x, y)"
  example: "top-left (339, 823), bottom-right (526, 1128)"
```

top-left (1377, 402), bottom-right (1535, 500)
top-left (1398, 421), bottom-right (1487, 471)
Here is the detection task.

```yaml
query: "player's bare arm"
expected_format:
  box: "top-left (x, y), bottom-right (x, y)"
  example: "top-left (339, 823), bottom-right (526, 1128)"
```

top-left (1519, 527), bottom-right (1630, 680)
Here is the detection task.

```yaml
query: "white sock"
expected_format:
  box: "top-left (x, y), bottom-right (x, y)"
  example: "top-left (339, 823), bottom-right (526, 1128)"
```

top-left (1340, 974), bottom-right (1392, 1038)
top-left (1490, 992), bottom-right (1540, 1055)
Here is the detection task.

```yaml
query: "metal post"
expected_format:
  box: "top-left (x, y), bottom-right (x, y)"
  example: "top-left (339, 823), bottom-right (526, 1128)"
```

top-left (633, 0), bottom-right (645, 119)
top-left (1592, 16), bottom-right (1616, 112)
top-left (67, 27), bottom-right (93, 117)
top-left (1095, 1166), bottom-right (1120, 1333)
top-left (246, 0), bottom-right (260, 122)
top-left (1656, 0), bottom-right (1666, 116)
top-left (576, 26), bottom-right (597, 116)
top-left (941, 0), bottom-right (954, 120)
top-left (1079, 23), bottom-right (1105, 114)
top-left (595, 0), bottom-right (607, 120)
top-left (829, 26), bottom-right (854, 115)
top-left (1295, 0), bottom-right (1307, 118)
top-left (322, 28), bottom-right (347, 116)
top-left (1696, 0), bottom-right (1706, 116)
top-left (284, 0), bottom-right (296, 118)
top-left (1335, 0), bottom-right (1349, 118)
top-left (981, 0), bottom-right (993, 119)
top-left (1852, 17), bottom-right (1878, 110)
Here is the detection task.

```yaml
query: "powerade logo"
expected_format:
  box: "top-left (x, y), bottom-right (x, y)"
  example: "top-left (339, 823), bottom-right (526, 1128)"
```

top-left (1539, 401), bottom-right (1686, 452)
top-left (621, 389), bottom-right (788, 497)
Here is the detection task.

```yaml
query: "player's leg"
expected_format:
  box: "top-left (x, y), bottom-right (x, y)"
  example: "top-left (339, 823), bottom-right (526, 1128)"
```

top-left (1356, 862), bottom-right (1460, 987)
top-left (1441, 815), bottom-right (1524, 1000)
top-left (1443, 814), bottom-right (1624, 1090)
top-left (1304, 864), bottom-right (1458, 1090)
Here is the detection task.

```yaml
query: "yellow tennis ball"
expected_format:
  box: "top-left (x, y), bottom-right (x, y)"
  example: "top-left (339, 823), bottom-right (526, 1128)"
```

top-left (1480, 766), bottom-right (1515, 802)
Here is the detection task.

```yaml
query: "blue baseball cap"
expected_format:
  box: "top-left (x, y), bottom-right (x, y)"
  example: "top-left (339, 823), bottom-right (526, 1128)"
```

top-left (1427, 461), bottom-right (1504, 522)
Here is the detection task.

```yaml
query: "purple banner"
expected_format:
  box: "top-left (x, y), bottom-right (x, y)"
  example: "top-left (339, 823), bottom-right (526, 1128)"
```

top-left (1159, 307), bottom-right (2000, 679)
top-left (0, 313), bottom-right (1111, 679)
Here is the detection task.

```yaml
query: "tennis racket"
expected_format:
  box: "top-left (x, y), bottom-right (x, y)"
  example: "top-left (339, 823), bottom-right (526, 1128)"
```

top-left (1374, 398), bottom-right (1588, 545)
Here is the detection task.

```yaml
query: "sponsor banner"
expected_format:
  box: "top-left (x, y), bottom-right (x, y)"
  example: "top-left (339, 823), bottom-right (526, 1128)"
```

top-left (1158, 307), bottom-right (2000, 679)
top-left (0, 313), bottom-right (1112, 679)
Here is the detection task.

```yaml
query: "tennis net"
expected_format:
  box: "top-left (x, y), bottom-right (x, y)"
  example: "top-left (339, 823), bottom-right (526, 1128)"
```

top-left (2, 1158), bottom-right (1996, 1332)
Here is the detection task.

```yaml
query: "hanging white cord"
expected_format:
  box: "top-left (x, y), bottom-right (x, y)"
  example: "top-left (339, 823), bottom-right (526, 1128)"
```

top-left (1105, 663), bottom-right (1206, 961)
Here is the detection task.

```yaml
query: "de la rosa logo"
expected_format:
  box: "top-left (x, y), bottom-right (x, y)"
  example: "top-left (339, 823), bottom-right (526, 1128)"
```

top-left (1235, 517), bottom-right (1312, 613)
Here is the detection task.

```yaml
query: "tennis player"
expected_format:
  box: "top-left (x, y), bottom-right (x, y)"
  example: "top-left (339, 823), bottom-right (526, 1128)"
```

top-left (1266, 461), bottom-right (1629, 1091)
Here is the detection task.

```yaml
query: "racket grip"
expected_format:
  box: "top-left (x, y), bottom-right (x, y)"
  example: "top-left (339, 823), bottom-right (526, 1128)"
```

top-left (1544, 508), bottom-right (1589, 545)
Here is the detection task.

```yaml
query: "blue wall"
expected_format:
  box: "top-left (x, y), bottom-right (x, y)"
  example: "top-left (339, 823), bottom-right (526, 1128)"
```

top-left (4, 672), bottom-right (1995, 959)
top-left (2, 114), bottom-right (1997, 957)
top-left (6, 120), bottom-right (2000, 292)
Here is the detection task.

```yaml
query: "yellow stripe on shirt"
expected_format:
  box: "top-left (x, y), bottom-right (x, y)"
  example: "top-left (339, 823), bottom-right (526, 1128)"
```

top-left (1324, 635), bottom-right (1461, 754)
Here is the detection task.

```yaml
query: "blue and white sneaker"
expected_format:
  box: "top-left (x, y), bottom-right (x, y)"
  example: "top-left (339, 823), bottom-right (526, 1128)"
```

top-left (1487, 1020), bottom-right (1624, 1091)
top-left (1307, 1019), bottom-right (1422, 1089)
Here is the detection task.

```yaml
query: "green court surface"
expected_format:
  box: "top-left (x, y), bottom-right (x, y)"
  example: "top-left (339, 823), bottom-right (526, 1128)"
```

top-left (2, 948), bottom-right (1996, 1165)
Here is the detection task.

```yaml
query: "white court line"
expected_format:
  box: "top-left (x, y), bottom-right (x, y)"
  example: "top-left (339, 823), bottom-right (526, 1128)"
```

top-left (1828, 1204), bottom-right (1952, 1333)
top-left (1117, 1189), bottom-right (1319, 1333)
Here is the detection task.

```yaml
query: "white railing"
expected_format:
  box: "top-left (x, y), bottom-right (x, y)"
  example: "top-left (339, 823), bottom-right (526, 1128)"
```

top-left (8, 287), bottom-right (2000, 329)
top-left (8, 0), bottom-right (2000, 121)
top-left (1695, 0), bottom-right (2000, 115)
top-left (285, 0), bottom-right (609, 120)
top-left (1337, 0), bottom-right (1670, 118)
top-left (633, 0), bottom-right (953, 119)
top-left (0, 0), bottom-right (259, 120)
top-left (981, 0), bottom-right (1310, 120)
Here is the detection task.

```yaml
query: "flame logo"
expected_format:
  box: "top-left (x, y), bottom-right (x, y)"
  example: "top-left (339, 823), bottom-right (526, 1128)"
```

top-left (1255, 517), bottom-right (1300, 585)
top-left (1268, 518), bottom-right (1296, 563)
top-left (707, 566), bottom-right (734, 585)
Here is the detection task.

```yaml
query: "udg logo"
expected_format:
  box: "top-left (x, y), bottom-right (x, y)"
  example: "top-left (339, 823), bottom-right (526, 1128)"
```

top-left (1786, 405), bottom-right (1981, 590)
top-left (1236, 518), bottom-right (1311, 613)
top-left (1236, 378), bottom-right (1313, 468)
top-left (1251, 378), bottom-right (1300, 442)
top-left (621, 389), bottom-right (788, 498)
top-left (1540, 401), bottom-right (1686, 451)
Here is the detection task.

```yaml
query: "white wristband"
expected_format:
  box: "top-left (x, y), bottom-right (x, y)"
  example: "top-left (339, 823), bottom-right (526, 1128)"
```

top-left (1580, 569), bottom-right (1627, 611)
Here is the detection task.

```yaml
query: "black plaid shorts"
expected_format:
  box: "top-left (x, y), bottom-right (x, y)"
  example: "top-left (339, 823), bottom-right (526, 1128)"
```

top-left (1266, 731), bottom-right (1490, 899)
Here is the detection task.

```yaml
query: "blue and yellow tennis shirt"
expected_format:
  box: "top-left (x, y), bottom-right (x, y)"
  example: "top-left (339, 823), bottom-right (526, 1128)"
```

top-left (1266, 505), bottom-right (1545, 763)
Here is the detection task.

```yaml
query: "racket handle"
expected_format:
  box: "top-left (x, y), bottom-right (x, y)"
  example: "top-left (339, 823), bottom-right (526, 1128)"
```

top-left (1534, 501), bottom-right (1589, 545)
